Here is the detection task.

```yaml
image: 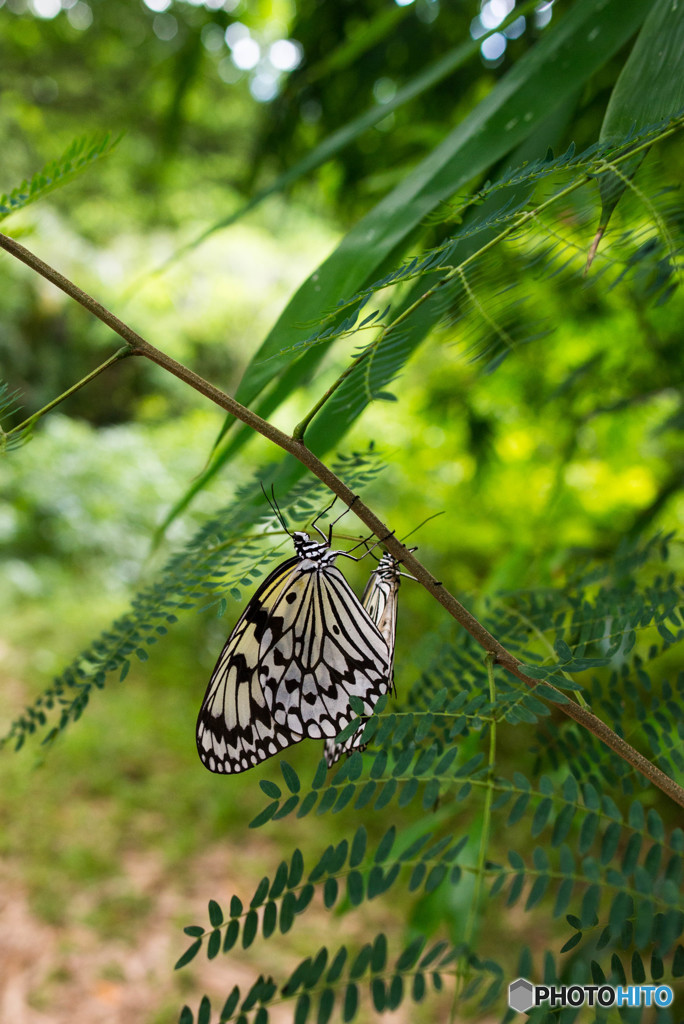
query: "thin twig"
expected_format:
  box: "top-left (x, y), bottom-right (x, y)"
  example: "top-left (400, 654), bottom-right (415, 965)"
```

top-left (1, 230), bottom-right (683, 809)
top-left (7, 345), bottom-right (132, 436)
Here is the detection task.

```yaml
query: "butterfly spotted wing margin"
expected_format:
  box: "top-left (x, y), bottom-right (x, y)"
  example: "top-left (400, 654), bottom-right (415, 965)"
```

top-left (324, 551), bottom-right (402, 768)
top-left (197, 531), bottom-right (392, 774)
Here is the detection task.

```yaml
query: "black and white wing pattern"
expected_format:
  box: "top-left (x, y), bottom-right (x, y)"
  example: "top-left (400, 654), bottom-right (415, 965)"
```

top-left (197, 532), bottom-right (391, 774)
top-left (324, 552), bottom-right (401, 768)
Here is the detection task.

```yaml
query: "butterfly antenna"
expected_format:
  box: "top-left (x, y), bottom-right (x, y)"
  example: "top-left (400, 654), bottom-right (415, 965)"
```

top-left (261, 483), bottom-right (291, 536)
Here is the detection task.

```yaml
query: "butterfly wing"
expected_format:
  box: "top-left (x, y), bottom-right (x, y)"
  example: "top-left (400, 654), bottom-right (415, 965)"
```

top-left (196, 555), bottom-right (307, 774)
top-left (258, 561), bottom-right (392, 740)
top-left (324, 554), bottom-right (400, 767)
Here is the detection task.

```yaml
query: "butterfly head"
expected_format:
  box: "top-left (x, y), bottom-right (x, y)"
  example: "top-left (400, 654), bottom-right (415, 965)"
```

top-left (292, 530), bottom-right (338, 565)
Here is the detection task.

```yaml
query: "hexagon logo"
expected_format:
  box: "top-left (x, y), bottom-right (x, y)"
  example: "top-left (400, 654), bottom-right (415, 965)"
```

top-left (508, 977), bottom-right (535, 1013)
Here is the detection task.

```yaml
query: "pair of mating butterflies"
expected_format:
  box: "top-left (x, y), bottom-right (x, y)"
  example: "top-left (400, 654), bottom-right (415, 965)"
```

top-left (196, 524), bottom-right (404, 775)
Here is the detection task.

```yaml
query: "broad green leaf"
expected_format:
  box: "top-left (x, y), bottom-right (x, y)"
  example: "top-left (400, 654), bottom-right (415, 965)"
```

top-left (163, 0), bottom-right (652, 528)
top-left (596, 0), bottom-right (684, 232)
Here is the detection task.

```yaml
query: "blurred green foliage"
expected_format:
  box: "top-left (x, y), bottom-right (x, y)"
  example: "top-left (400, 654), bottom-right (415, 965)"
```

top-left (1, 0), bottom-right (683, 1021)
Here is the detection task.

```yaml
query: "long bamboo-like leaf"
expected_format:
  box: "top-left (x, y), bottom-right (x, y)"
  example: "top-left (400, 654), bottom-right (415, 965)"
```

top-left (176, 0), bottom-right (542, 253)
top-left (594, 0), bottom-right (684, 243)
top-left (159, 0), bottom-right (650, 536)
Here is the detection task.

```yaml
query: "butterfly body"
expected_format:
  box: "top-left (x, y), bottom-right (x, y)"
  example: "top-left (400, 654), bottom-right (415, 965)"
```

top-left (197, 531), bottom-right (392, 774)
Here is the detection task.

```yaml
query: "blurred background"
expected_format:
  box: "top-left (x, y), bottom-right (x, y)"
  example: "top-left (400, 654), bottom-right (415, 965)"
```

top-left (1, 0), bottom-right (682, 1020)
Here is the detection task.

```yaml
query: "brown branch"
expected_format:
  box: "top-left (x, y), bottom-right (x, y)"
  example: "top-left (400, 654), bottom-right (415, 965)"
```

top-left (1, 229), bottom-right (683, 809)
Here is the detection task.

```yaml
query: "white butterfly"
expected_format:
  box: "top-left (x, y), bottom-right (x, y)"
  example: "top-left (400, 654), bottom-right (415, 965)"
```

top-left (197, 529), bottom-right (392, 774)
top-left (324, 551), bottom-right (402, 768)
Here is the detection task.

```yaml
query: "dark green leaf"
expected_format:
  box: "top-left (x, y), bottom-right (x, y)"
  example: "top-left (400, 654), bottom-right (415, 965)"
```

top-left (371, 978), bottom-right (386, 1012)
top-left (350, 944), bottom-right (372, 980)
top-left (632, 949), bottom-right (646, 983)
top-left (600, 822), bottom-right (621, 865)
top-left (349, 826), bottom-right (367, 868)
top-left (270, 861), bottom-right (289, 900)
top-left (274, 794), bottom-right (300, 819)
top-left (579, 812), bottom-right (598, 853)
top-left (409, 862), bottom-right (426, 893)
top-left (646, 808), bottom-right (665, 842)
top-left (207, 929), bottom-right (221, 960)
top-left (288, 849), bottom-right (304, 889)
top-left (249, 802), bottom-right (279, 829)
top-left (507, 873), bottom-right (525, 907)
top-left (222, 919), bottom-right (239, 953)
top-left (242, 910), bottom-right (258, 949)
top-left (323, 877), bottom-right (338, 909)
top-left (317, 987), bottom-right (335, 1024)
top-left (371, 933), bottom-right (387, 972)
top-left (375, 779), bottom-right (398, 809)
top-left (388, 974), bottom-right (403, 1010)
top-left (297, 792), bottom-right (319, 818)
top-left (425, 863), bottom-right (447, 894)
top-left (280, 891), bottom-right (297, 934)
top-left (262, 901), bottom-right (277, 939)
top-left (551, 804), bottom-right (575, 846)
top-left (220, 986), bottom-right (240, 1021)
top-left (326, 946), bottom-right (348, 984)
top-left (374, 827), bottom-right (396, 863)
top-left (629, 800), bottom-right (645, 829)
top-left (553, 878), bottom-right (574, 918)
top-left (294, 992), bottom-right (310, 1024)
top-left (531, 798), bottom-right (553, 837)
top-left (343, 983), bottom-right (358, 1023)
top-left (175, 940), bottom-right (202, 971)
top-left (198, 996), bottom-right (211, 1024)
top-left (525, 875), bottom-right (549, 910)
top-left (312, 759), bottom-right (328, 789)
top-left (560, 932), bottom-right (582, 953)
top-left (507, 793), bottom-right (530, 825)
top-left (396, 937), bottom-right (425, 971)
top-left (580, 885), bottom-right (601, 927)
top-left (347, 870), bottom-right (364, 906)
top-left (280, 761), bottom-right (301, 794)
top-left (259, 779), bottom-right (282, 800)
